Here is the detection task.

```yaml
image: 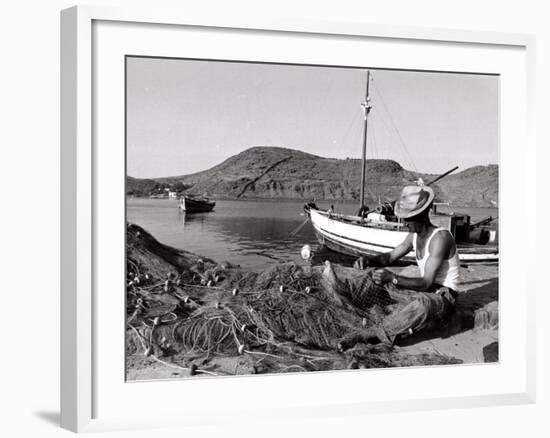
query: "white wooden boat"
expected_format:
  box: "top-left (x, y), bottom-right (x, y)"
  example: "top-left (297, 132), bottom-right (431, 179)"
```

top-left (304, 70), bottom-right (498, 264)
top-left (305, 206), bottom-right (498, 263)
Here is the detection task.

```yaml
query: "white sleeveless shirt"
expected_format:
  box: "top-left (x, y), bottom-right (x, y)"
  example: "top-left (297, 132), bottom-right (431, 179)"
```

top-left (413, 228), bottom-right (460, 291)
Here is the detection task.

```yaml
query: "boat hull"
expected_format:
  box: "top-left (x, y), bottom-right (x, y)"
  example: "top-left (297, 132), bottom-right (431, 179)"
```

top-left (180, 197), bottom-right (216, 213)
top-left (307, 207), bottom-right (498, 264)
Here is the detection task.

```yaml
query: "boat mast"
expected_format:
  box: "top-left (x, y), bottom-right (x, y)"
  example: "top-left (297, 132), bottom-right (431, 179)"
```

top-left (359, 70), bottom-right (372, 209)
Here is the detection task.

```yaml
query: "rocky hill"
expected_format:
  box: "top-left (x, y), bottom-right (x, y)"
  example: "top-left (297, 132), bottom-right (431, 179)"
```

top-left (128, 146), bottom-right (498, 207)
top-left (436, 165), bottom-right (499, 207)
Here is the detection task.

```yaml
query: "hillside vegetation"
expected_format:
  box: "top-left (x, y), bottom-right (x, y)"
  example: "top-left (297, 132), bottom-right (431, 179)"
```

top-left (128, 146), bottom-right (498, 207)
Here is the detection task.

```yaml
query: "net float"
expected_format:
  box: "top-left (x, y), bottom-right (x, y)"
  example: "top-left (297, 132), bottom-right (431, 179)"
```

top-left (251, 364), bottom-right (266, 374)
top-left (241, 324), bottom-right (247, 332)
top-left (144, 346), bottom-right (152, 357)
top-left (232, 288), bottom-right (239, 296)
top-left (207, 280), bottom-right (213, 287)
top-left (305, 286), bottom-right (311, 293)
top-left (279, 285), bottom-right (284, 293)
top-left (238, 344), bottom-right (245, 355)
top-left (300, 244), bottom-right (312, 260)
top-left (153, 317), bottom-right (160, 326)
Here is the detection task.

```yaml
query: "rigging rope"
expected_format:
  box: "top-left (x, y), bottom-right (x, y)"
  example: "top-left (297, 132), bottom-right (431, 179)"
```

top-left (370, 115), bottom-right (379, 160)
top-left (336, 106), bottom-right (361, 211)
top-left (371, 77), bottom-right (418, 172)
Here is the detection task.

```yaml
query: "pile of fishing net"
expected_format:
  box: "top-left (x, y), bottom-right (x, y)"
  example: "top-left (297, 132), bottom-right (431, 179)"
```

top-left (125, 223), bottom-right (461, 377)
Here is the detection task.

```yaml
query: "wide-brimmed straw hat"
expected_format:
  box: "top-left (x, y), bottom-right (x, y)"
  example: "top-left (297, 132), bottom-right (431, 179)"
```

top-left (394, 185), bottom-right (434, 219)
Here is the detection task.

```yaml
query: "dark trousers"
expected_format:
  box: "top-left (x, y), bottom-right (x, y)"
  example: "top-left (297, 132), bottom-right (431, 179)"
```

top-left (382, 286), bottom-right (457, 339)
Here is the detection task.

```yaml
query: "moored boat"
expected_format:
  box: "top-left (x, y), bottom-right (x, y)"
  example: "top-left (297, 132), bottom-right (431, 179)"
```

top-left (304, 203), bottom-right (498, 263)
top-left (179, 195), bottom-right (216, 213)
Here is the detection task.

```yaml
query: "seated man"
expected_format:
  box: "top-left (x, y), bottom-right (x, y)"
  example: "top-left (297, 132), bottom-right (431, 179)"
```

top-left (339, 184), bottom-right (460, 350)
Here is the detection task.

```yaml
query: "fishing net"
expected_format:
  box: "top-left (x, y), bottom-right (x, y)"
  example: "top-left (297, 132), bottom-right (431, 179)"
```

top-left (125, 223), bottom-right (462, 376)
top-left (173, 285), bottom-right (366, 355)
top-left (347, 271), bottom-right (395, 310)
top-left (127, 256), bottom-right (396, 358)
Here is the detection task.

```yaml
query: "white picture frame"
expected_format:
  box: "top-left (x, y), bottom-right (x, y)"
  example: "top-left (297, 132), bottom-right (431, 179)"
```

top-left (60, 5), bottom-right (536, 433)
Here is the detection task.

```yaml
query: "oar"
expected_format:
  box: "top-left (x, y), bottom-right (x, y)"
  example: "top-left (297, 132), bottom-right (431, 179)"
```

top-left (426, 166), bottom-right (459, 186)
top-left (290, 217), bottom-right (310, 237)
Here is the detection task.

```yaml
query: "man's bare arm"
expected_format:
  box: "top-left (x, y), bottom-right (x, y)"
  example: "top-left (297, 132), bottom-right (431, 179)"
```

top-left (364, 233), bottom-right (414, 267)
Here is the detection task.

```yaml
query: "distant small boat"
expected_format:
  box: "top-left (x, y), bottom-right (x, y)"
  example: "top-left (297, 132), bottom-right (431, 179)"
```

top-left (179, 195), bottom-right (216, 213)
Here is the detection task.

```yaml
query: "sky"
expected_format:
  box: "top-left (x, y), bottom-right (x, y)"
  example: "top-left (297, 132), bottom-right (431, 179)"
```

top-left (126, 57), bottom-right (498, 178)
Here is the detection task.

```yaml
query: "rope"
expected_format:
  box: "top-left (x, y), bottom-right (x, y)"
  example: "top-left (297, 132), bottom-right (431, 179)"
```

top-left (145, 312), bottom-right (177, 325)
top-left (289, 217), bottom-right (310, 237)
top-left (371, 78), bottom-right (418, 172)
top-left (370, 115), bottom-right (379, 160)
top-left (333, 102), bottom-right (362, 210)
top-left (127, 322), bottom-right (219, 376)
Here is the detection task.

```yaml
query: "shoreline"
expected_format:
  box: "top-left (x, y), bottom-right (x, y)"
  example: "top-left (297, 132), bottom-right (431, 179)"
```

top-left (127, 195), bottom-right (499, 210)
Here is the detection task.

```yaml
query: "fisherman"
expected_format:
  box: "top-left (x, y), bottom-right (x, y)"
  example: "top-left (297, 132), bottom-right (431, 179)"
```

top-left (340, 184), bottom-right (460, 349)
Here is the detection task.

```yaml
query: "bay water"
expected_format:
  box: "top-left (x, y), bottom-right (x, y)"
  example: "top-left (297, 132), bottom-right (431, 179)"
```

top-left (127, 198), bottom-right (496, 270)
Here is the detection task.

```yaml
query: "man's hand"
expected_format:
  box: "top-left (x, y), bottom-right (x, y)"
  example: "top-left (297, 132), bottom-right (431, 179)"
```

top-left (372, 268), bottom-right (395, 285)
top-left (353, 256), bottom-right (369, 270)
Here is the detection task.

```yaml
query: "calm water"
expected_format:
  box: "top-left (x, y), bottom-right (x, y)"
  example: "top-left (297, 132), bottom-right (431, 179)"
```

top-left (127, 198), bottom-right (497, 270)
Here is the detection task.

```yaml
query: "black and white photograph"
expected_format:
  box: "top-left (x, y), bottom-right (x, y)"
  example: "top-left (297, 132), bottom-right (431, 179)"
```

top-left (125, 56), bottom-right (499, 381)
top-left (1, 0), bottom-right (546, 434)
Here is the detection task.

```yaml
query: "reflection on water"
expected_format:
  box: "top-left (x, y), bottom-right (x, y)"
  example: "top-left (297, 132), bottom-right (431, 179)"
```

top-left (127, 198), bottom-right (497, 270)
top-left (127, 198), bottom-right (318, 270)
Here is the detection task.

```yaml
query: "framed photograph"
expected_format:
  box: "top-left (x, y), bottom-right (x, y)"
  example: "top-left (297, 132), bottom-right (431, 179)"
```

top-left (61, 5), bottom-right (536, 432)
